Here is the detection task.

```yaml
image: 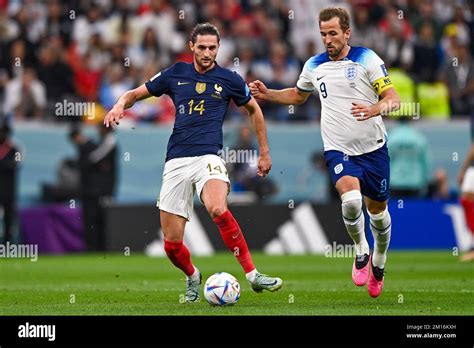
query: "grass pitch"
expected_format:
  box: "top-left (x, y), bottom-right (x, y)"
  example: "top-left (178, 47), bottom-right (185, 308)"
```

top-left (0, 251), bottom-right (472, 315)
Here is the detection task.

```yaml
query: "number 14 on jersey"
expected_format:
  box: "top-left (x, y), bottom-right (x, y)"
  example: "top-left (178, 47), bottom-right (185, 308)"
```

top-left (188, 99), bottom-right (205, 115)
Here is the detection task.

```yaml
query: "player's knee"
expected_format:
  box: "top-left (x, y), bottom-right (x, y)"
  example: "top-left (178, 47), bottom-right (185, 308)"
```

top-left (161, 224), bottom-right (184, 243)
top-left (160, 211), bottom-right (186, 242)
top-left (335, 176), bottom-right (360, 195)
top-left (207, 204), bottom-right (227, 219)
top-left (366, 202), bottom-right (387, 215)
top-left (341, 190), bottom-right (362, 222)
top-left (367, 206), bottom-right (390, 221)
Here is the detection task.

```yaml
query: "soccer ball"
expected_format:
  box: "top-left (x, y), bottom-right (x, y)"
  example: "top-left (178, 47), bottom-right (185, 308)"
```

top-left (204, 272), bottom-right (240, 306)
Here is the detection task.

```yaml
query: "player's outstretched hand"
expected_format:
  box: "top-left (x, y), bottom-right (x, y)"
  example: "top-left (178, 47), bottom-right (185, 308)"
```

top-left (257, 153), bottom-right (272, 177)
top-left (351, 102), bottom-right (375, 121)
top-left (249, 80), bottom-right (268, 101)
top-left (104, 105), bottom-right (124, 128)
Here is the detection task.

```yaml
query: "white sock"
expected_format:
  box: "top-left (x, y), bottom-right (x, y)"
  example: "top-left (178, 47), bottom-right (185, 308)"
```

top-left (368, 208), bottom-right (392, 268)
top-left (188, 267), bottom-right (200, 282)
top-left (245, 269), bottom-right (258, 283)
top-left (341, 190), bottom-right (369, 255)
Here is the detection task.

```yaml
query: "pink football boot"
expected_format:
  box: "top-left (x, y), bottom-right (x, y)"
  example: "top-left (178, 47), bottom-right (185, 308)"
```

top-left (368, 256), bottom-right (385, 298)
top-left (352, 253), bottom-right (370, 286)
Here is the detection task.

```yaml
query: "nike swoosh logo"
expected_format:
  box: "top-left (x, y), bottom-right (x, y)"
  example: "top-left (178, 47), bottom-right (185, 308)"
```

top-left (177, 81), bottom-right (190, 85)
top-left (232, 231), bottom-right (241, 239)
top-left (316, 75), bottom-right (326, 81)
top-left (263, 280), bottom-right (278, 286)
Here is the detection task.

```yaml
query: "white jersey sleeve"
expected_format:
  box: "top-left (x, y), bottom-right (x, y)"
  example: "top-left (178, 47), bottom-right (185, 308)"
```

top-left (364, 50), bottom-right (393, 96)
top-left (296, 59), bottom-right (317, 92)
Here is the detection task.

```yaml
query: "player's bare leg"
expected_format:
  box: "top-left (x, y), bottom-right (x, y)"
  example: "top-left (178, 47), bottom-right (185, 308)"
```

top-left (365, 197), bottom-right (391, 298)
top-left (336, 176), bottom-right (370, 286)
top-left (160, 210), bottom-right (201, 302)
top-left (201, 179), bottom-right (282, 292)
top-left (460, 191), bottom-right (474, 262)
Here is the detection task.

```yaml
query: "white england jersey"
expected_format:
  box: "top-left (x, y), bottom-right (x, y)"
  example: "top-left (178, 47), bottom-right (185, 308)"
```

top-left (297, 46), bottom-right (393, 156)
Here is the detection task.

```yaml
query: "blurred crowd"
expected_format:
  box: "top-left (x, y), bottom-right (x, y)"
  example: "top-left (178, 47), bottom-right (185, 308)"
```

top-left (0, 0), bottom-right (473, 124)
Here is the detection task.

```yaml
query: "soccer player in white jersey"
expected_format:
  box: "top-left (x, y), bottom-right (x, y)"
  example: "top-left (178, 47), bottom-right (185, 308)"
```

top-left (250, 8), bottom-right (400, 298)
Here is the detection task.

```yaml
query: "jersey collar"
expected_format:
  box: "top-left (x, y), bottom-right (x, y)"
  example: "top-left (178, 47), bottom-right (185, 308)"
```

top-left (331, 45), bottom-right (352, 61)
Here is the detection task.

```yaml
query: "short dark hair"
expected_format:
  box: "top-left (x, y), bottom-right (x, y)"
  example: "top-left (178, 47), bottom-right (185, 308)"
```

top-left (319, 7), bottom-right (350, 32)
top-left (190, 22), bottom-right (220, 43)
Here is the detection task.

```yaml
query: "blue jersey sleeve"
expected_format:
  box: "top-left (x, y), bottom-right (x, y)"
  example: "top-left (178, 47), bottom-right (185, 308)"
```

top-left (229, 72), bottom-right (251, 106)
top-left (145, 65), bottom-right (175, 97)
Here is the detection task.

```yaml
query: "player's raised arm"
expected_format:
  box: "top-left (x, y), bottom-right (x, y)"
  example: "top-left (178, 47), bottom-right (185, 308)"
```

top-left (104, 84), bottom-right (151, 128)
top-left (249, 80), bottom-right (310, 105)
top-left (242, 97), bottom-right (272, 177)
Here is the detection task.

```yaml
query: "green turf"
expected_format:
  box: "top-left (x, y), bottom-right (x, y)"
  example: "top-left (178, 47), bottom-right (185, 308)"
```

top-left (0, 251), bottom-right (472, 315)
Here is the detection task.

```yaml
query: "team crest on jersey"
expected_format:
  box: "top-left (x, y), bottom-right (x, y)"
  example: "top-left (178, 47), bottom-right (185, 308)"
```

top-left (195, 82), bottom-right (206, 94)
top-left (345, 64), bottom-right (357, 80)
top-left (212, 83), bottom-right (223, 99)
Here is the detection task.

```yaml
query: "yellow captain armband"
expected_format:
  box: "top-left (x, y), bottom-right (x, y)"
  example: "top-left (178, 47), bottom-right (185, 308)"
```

top-left (372, 76), bottom-right (393, 95)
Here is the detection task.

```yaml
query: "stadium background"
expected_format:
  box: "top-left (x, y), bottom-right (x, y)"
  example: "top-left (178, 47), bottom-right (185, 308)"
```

top-left (0, 1), bottom-right (472, 258)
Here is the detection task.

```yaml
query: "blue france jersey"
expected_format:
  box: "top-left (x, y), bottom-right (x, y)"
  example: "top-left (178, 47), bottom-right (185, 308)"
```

top-left (145, 62), bottom-right (251, 161)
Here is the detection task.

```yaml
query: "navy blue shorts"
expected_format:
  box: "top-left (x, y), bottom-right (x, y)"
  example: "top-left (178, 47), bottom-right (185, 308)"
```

top-left (324, 144), bottom-right (390, 202)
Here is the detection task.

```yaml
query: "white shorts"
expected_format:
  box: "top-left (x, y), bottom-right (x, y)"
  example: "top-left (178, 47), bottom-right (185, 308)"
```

top-left (157, 154), bottom-right (230, 220)
top-left (461, 167), bottom-right (474, 194)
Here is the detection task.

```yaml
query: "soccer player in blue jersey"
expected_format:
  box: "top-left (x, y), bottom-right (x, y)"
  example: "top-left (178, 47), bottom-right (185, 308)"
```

top-left (250, 8), bottom-right (400, 298)
top-left (104, 23), bottom-right (282, 302)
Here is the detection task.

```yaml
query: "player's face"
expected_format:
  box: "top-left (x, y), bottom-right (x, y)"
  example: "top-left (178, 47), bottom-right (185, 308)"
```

top-left (190, 35), bottom-right (219, 70)
top-left (320, 17), bottom-right (351, 58)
